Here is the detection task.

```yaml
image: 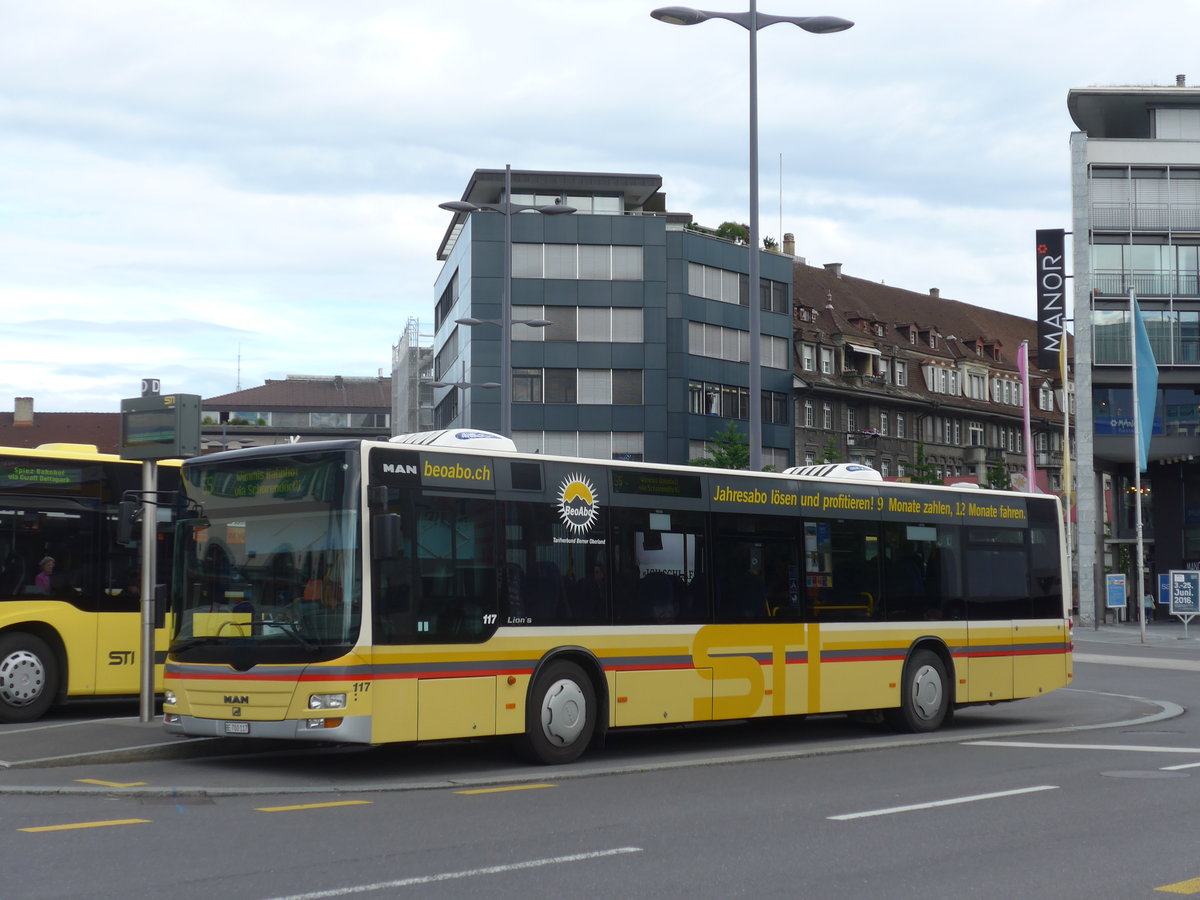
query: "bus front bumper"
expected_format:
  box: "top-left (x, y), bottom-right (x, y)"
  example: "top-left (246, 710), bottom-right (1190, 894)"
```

top-left (163, 713), bottom-right (372, 743)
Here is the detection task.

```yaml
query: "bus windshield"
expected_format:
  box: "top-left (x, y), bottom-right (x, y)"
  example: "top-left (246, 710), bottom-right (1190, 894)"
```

top-left (171, 449), bottom-right (361, 664)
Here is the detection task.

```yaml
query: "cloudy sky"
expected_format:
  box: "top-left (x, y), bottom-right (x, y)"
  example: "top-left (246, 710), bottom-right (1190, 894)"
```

top-left (2, 0), bottom-right (1195, 411)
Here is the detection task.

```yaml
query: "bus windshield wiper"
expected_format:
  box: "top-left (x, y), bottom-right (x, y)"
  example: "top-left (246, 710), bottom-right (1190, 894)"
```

top-left (259, 617), bottom-right (320, 652)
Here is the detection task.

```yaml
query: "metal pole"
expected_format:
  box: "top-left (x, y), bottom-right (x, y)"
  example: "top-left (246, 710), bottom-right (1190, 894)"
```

top-left (139, 460), bottom-right (157, 722)
top-left (1129, 288), bottom-right (1146, 644)
top-left (747, 0), bottom-right (763, 471)
top-left (501, 164), bottom-right (514, 437)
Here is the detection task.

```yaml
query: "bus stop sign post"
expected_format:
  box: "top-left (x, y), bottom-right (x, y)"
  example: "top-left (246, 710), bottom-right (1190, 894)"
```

top-left (1169, 570), bottom-right (1200, 638)
top-left (119, 380), bottom-right (201, 723)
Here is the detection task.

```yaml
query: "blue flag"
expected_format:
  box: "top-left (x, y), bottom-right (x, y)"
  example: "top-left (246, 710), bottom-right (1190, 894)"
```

top-left (1132, 299), bottom-right (1158, 472)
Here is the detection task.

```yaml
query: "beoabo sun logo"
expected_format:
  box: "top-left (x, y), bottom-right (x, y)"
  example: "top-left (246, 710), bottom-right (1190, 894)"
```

top-left (557, 473), bottom-right (599, 535)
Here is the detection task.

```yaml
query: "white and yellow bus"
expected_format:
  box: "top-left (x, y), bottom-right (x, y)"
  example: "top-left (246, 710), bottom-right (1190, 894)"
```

top-left (163, 430), bottom-right (1072, 763)
top-left (0, 444), bottom-right (179, 722)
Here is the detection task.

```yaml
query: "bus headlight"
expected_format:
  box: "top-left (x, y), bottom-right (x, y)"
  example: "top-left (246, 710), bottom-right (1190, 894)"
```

top-left (308, 693), bottom-right (346, 710)
top-left (163, 690), bottom-right (177, 706)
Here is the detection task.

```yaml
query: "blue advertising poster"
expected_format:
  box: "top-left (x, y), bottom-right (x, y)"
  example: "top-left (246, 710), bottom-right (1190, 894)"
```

top-left (1106, 574), bottom-right (1127, 609)
top-left (1160, 573), bottom-right (1171, 608)
top-left (1169, 570), bottom-right (1200, 615)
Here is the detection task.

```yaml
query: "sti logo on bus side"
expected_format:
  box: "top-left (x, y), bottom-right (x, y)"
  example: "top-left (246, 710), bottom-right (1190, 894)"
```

top-left (382, 463), bottom-right (418, 475)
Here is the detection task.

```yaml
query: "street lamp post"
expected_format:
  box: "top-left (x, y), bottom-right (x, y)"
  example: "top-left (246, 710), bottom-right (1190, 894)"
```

top-left (651, 4), bottom-right (852, 470)
top-left (439, 165), bottom-right (575, 437)
top-left (429, 361), bottom-right (500, 429)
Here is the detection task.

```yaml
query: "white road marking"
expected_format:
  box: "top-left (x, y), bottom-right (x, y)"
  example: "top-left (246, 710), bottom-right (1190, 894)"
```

top-left (1074, 653), bottom-right (1200, 672)
top-left (828, 785), bottom-right (1058, 821)
top-left (968, 740), bottom-right (1200, 754)
top-left (264, 847), bottom-right (644, 899)
top-left (1160, 761), bottom-right (1200, 771)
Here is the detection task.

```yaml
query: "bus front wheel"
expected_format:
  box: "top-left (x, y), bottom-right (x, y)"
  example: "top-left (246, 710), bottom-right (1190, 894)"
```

top-left (0, 633), bottom-right (58, 723)
top-left (885, 649), bottom-right (950, 733)
top-left (517, 660), bottom-right (596, 765)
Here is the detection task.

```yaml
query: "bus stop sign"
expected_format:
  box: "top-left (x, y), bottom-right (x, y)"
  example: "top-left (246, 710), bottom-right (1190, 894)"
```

top-left (119, 382), bottom-right (201, 460)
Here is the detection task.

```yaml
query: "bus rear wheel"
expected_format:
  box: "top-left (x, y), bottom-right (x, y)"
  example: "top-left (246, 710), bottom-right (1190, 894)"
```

top-left (885, 649), bottom-right (950, 733)
top-left (0, 633), bottom-right (58, 723)
top-left (517, 660), bottom-right (596, 765)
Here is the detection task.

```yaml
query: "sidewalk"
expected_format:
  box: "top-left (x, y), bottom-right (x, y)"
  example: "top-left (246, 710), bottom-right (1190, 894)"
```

top-left (1075, 616), bottom-right (1200, 651)
top-left (0, 716), bottom-right (278, 771)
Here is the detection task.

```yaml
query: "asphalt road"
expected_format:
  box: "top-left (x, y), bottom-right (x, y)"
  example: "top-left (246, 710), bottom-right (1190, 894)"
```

top-left (3, 634), bottom-right (1199, 899)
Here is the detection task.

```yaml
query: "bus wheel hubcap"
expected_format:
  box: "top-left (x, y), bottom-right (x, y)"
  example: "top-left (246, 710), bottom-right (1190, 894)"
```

top-left (911, 665), bottom-right (943, 720)
top-left (0, 651), bottom-right (45, 706)
top-left (541, 678), bottom-right (586, 747)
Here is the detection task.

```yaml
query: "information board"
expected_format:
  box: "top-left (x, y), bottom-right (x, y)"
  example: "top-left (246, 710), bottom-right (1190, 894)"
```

top-left (1105, 573), bottom-right (1127, 609)
top-left (1169, 570), bottom-right (1200, 615)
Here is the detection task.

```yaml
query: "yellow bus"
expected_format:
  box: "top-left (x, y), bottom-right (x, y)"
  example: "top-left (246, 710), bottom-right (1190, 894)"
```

top-left (0, 444), bottom-right (178, 722)
top-left (163, 431), bottom-right (1072, 763)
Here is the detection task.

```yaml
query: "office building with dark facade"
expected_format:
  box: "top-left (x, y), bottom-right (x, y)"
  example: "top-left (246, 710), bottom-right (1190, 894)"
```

top-left (1070, 78), bottom-right (1200, 624)
top-left (433, 169), bottom-right (795, 467)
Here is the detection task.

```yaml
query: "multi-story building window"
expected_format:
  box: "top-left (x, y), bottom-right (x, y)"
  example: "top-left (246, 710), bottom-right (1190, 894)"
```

top-left (968, 421), bottom-right (984, 446)
top-left (688, 322), bottom-right (789, 369)
top-left (822, 402), bottom-right (833, 430)
top-left (801, 343), bottom-right (816, 371)
top-left (968, 372), bottom-right (987, 400)
top-left (846, 407), bottom-right (858, 432)
top-left (512, 306), bottom-right (643, 343)
top-left (880, 411), bottom-right (889, 436)
top-left (514, 243), bottom-right (644, 280)
top-left (896, 413), bottom-right (905, 439)
top-left (819, 347), bottom-right (834, 374)
top-left (803, 399), bottom-right (815, 428)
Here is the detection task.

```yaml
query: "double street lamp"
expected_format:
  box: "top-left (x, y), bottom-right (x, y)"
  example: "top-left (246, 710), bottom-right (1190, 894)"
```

top-left (429, 364), bottom-right (500, 429)
top-left (439, 165), bottom-right (575, 437)
top-left (651, 4), bottom-right (852, 470)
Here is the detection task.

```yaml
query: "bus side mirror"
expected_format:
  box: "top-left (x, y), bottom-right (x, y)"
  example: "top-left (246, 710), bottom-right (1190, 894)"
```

top-left (372, 513), bottom-right (404, 560)
top-left (116, 500), bottom-right (141, 545)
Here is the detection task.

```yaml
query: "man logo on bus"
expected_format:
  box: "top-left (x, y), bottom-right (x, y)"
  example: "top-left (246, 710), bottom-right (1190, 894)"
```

top-left (557, 473), bottom-right (599, 535)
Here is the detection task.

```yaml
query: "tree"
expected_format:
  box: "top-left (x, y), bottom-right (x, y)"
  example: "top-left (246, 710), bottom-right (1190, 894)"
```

top-left (910, 442), bottom-right (941, 485)
top-left (688, 420), bottom-right (750, 470)
top-left (986, 459), bottom-right (1013, 491)
top-left (820, 438), bottom-right (841, 464)
top-left (762, 236), bottom-right (779, 251)
top-left (716, 221), bottom-right (750, 245)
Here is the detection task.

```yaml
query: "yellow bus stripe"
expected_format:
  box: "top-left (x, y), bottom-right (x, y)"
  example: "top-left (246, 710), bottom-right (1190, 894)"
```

top-left (256, 801), bottom-right (372, 812)
top-left (456, 784), bottom-right (556, 795)
top-left (20, 819), bottom-right (151, 833)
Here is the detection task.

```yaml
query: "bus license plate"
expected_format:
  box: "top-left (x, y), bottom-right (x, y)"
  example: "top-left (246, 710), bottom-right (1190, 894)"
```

top-left (224, 721), bottom-right (250, 735)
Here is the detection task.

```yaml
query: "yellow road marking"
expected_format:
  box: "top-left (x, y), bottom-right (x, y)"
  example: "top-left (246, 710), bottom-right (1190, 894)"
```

top-left (20, 819), bottom-right (151, 833)
top-left (74, 779), bottom-right (148, 788)
top-left (1157, 877), bottom-right (1200, 894)
top-left (455, 784), bottom-right (556, 795)
top-left (256, 800), bottom-right (372, 813)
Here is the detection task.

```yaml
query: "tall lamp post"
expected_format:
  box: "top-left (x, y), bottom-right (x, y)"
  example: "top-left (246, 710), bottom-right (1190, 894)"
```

top-left (651, 5), bottom-right (852, 470)
top-left (439, 165), bottom-right (575, 437)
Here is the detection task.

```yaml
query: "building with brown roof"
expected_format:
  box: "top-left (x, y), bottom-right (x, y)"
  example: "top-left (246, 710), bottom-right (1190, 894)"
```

top-left (0, 398), bottom-right (120, 453)
top-left (200, 374), bottom-right (391, 452)
top-left (788, 253), bottom-right (1070, 490)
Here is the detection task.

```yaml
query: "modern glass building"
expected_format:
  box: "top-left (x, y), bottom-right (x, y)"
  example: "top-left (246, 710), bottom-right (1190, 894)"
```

top-left (1070, 78), bottom-right (1200, 624)
top-left (433, 169), bottom-right (795, 467)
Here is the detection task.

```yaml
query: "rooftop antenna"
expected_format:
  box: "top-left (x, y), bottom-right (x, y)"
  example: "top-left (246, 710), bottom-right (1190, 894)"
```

top-left (236, 343), bottom-right (242, 392)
